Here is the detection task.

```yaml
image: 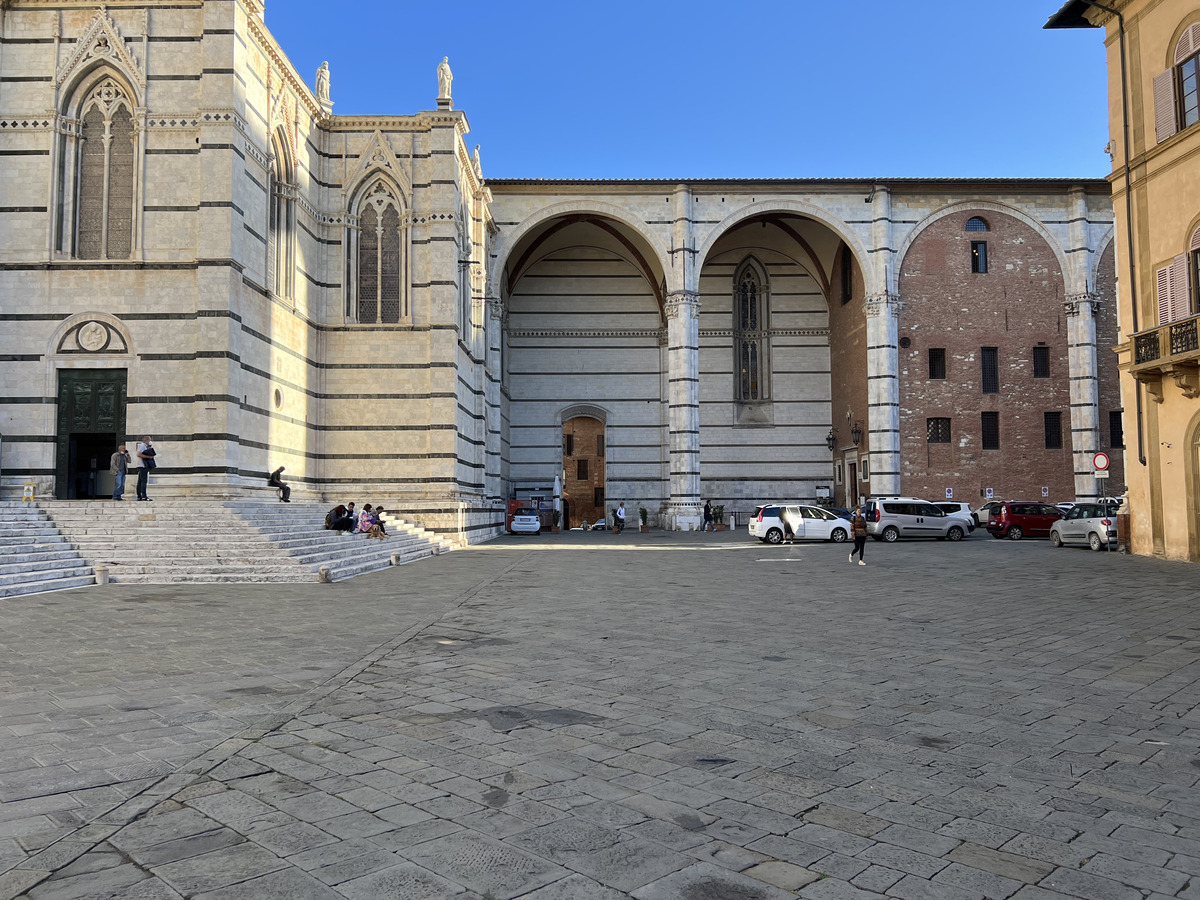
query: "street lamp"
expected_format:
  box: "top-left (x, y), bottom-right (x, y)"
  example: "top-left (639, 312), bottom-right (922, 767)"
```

top-left (825, 429), bottom-right (836, 452)
top-left (851, 421), bottom-right (863, 446)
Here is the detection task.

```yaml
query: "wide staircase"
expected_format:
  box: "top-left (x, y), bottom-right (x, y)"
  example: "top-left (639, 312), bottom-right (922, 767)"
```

top-left (0, 501), bottom-right (95, 598)
top-left (37, 500), bottom-right (455, 584)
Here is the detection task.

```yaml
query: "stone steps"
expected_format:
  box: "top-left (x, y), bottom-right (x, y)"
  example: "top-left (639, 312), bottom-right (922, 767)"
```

top-left (0, 502), bottom-right (95, 597)
top-left (33, 500), bottom-right (454, 585)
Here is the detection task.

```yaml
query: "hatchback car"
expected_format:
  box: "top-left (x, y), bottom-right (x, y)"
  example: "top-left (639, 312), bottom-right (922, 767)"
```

top-left (986, 501), bottom-right (1062, 540)
top-left (1050, 503), bottom-right (1118, 551)
top-left (508, 508), bottom-right (541, 535)
top-left (862, 498), bottom-right (969, 542)
top-left (933, 502), bottom-right (976, 532)
top-left (749, 504), bottom-right (851, 544)
top-left (972, 500), bottom-right (1005, 527)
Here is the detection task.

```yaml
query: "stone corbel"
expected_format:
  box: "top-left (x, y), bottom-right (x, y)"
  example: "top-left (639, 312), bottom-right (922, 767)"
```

top-left (1133, 370), bottom-right (1165, 403)
top-left (864, 292), bottom-right (903, 318)
top-left (1166, 362), bottom-right (1200, 399)
top-left (1063, 292), bottom-right (1099, 317)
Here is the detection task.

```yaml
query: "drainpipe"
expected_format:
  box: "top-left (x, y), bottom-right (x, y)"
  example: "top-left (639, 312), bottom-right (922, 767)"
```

top-left (1070, 1), bottom-right (1145, 466)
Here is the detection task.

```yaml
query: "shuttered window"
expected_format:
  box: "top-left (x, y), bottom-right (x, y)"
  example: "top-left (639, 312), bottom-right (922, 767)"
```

top-left (1157, 253), bottom-right (1193, 325)
top-left (1044, 411), bottom-right (1063, 450)
top-left (981, 347), bottom-right (999, 394)
top-left (981, 412), bottom-right (1000, 450)
top-left (1154, 23), bottom-right (1200, 143)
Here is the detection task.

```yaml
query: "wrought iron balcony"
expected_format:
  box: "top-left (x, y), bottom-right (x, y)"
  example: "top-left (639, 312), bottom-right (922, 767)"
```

top-left (1129, 313), bottom-right (1200, 401)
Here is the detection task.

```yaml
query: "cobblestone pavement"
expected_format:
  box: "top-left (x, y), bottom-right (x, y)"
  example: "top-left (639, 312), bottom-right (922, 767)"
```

top-left (2, 531), bottom-right (1199, 899)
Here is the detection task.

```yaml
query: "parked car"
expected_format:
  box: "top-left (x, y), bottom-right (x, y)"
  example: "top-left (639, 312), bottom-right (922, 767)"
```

top-left (749, 504), bottom-right (851, 544)
top-left (591, 519), bottom-right (608, 531)
top-left (862, 498), bottom-right (969, 542)
top-left (508, 508), bottom-right (541, 535)
top-left (972, 500), bottom-right (1005, 527)
top-left (1050, 502), bottom-right (1118, 551)
top-left (985, 501), bottom-right (1063, 540)
top-left (933, 502), bottom-right (977, 532)
top-left (1055, 502), bottom-right (1077, 514)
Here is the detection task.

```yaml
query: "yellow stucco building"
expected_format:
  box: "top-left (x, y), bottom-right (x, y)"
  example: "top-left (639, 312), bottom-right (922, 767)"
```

top-left (1049, 0), bottom-right (1200, 560)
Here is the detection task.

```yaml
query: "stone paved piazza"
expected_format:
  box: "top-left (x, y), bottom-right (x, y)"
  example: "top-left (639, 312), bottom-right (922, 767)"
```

top-left (0, 532), bottom-right (1197, 899)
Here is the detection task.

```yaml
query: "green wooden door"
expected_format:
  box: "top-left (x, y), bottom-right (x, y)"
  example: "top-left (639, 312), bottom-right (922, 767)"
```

top-left (55, 369), bottom-right (128, 499)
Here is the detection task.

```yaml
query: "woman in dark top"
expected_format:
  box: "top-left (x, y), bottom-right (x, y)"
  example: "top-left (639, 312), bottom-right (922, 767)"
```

top-left (325, 504), bottom-right (354, 533)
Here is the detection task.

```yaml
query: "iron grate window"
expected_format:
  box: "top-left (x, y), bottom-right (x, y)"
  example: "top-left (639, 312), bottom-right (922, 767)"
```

top-left (1032, 345), bottom-right (1050, 378)
top-left (965, 216), bottom-right (989, 232)
top-left (577, 458), bottom-right (588, 481)
top-left (981, 412), bottom-right (1000, 450)
top-left (971, 241), bottom-right (988, 274)
top-left (1109, 410), bottom-right (1125, 449)
top-left (928, 348), bottom-right (946, 380)
top-left (1044, 411), bottom-right (1063, 449)
top-left (927, 417), bottom-right (951, 443)
top-left (981, 347), bottom-right (999, 394)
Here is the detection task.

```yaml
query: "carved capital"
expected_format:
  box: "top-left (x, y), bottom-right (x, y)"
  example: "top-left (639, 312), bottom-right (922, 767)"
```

top-left (664, 292), bottom-right (699, 321)
top-left (1064, 292), bottom-right (1099, 317)
top-left (487, 298), bottom-right (505, 321)
top-left (864, 292), bottom-right (903, 318)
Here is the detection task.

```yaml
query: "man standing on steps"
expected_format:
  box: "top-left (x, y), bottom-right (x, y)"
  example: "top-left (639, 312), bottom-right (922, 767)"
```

top-left (135, 435), bottom-right (155, 501)
top-left (109, 443), bottom-right (130, 501)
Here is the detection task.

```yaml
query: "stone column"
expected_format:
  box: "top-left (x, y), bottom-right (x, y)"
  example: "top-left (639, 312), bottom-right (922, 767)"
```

top-left (485, 299), bottom-right (505, 508)
top-left (865, 292), bottom-right (902, 498)
top-left (1065, 293), bottom-right (1101, 499)
top-left (665, 291), bottom-right (702, 530)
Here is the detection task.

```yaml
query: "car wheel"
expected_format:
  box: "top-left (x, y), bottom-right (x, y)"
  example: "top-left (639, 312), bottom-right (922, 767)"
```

top-left (882, 526), bottom-right (900, 543)
top-left (947, 525), bottom-right (964, 542)
top-left (1007, 526), bottom-right (1023, 541)
top-left (830, 528), bottom-right (848, 543)
top-left (1089, 532), bottom-right (1104, 552)
top-left (766, 528), bottom-right (783, 544)
top-left (1050, 531), bottom-right (1063, 548)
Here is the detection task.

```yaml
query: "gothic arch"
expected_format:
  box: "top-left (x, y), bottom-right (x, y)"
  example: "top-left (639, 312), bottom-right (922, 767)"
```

top-left (344, 131), bottom-right (412, 206)
top-left (695, 199), bottom-right (873, 298)
top-left (556, 404), bottom-right (609, 426)
top-left (893, 200), bottom-right (1071, 295)
top-left (47, 312), bottom-right (135, 358)
top-left (490, 200), bottom-right (670, 302)
top-left (345, 175), bottom-right (409, 324)
top-left (1091, 226), bottom-right (1116, 294)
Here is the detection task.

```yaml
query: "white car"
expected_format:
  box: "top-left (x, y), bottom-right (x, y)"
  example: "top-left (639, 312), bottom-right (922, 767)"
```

top-left (748, 504), bottom-right (851, 544)
top-left (509, 508), bottom-right (541, 535)
top-left (1050, 502), bottom-right (1117, 551)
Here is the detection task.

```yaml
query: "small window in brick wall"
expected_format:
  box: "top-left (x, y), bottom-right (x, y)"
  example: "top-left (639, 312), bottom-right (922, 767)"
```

top-left (928, 348), bottom-right (946, 380)
top-left (1032, 345), bottom-right (1050, 378)
top-left (596, 434), bottom-right (605, 456)
top-left (927, 417), bottom-right (951, 443)
top-left (577, 458), bottom-right (588, 480)
top-left (1044, 411), bottom-right (1063, 449)
top-left (594, 486), bottom-right (605, 506)
top-left (971, 241), bottom-right (988, 274)
top-left (1110, 410), bottom-right (1125, 449)
top-left (981, 412), bottom-right (1000, 450)
top-left (965, 216), bottom-right (989, 232)
top-left (563, 433), bottom-right (573, 457)
top-left (981, 347), bottom-right (999, 394)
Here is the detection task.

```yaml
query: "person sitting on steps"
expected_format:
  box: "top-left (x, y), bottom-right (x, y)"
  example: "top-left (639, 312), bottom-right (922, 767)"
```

top-left (325, 504), bottom-right (354, 533)
top-left (267, 465), bottom-right (290, 502)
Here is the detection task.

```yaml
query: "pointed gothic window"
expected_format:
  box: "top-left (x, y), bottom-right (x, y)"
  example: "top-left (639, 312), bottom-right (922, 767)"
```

top-left (351, 181), bottom-right (406, 324)
top-left (73, 78), bottom-right (136, 259)
top-left (733, 259), bottom-right (769, 403)
top-left (267, 134), bottom-right (295, 299)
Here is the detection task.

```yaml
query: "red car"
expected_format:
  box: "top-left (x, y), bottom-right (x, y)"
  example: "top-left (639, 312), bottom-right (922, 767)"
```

top-left (986, 501), bottom-right (1063, 540)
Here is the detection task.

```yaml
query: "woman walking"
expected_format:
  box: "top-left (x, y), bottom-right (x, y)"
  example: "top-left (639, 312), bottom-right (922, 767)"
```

top-left (849, 507), bottom-right (868, 566)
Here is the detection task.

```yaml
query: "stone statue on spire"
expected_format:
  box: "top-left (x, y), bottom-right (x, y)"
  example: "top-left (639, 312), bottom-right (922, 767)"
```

top-left (437, 56), bottom-right (453, 110)
top-left (315, 61), bottom-right (332, 114)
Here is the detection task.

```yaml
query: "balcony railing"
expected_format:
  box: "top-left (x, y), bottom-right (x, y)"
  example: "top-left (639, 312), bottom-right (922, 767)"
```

top-left (1135, 331), bottom-right (1161, 364)
top-left (1131, 312), bottom-right (1200, 371)
top-left (1170, 317), bottom-right (1198, 356)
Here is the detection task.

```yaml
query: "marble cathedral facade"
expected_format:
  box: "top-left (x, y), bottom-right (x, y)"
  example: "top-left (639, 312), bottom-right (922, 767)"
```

top-left (0, 0), bottom-right (1119, 539)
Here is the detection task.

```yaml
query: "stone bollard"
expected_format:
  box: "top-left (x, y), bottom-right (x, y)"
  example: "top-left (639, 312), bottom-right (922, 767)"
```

top-left (94, 566), bottom-right (109, 586)
top-left (390, 552), bottom-right (400, 566)
top-left (317, 566), bottom-right (331, 583)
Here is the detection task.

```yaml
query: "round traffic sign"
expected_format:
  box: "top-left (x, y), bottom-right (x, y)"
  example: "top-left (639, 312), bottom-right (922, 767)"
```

top-left (1093, 452), bottom-right (1110, 471)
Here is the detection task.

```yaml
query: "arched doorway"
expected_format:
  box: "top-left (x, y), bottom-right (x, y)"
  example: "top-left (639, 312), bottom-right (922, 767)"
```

top-left (562, 416), bottom-right (605, 528)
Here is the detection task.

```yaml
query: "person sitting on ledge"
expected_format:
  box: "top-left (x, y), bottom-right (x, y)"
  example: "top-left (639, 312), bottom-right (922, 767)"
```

top-left (267, 465), bottom-right (290, 502)
top-left (325, 504), bottom-right (354, 533)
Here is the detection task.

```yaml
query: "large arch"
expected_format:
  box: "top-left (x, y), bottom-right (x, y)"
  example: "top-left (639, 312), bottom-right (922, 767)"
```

top-left (695, 199), bottom-right (874, 297)
top-left (892, 199), bottom-right (1072, 295)
top-left (1091, 225), bottom-right (1116, 293)
top-left (489, 200), bottom-right (670, 303)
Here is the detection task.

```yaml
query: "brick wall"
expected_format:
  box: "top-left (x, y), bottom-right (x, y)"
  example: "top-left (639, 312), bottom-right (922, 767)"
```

top-left (897, 210), bottom-right (1074, 504)
top-left (827, 246), bottom-right (868, 508)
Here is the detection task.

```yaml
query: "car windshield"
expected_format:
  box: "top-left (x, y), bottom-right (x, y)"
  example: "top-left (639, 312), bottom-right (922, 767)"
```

top-left (514, 508), bottom-right (537, 516)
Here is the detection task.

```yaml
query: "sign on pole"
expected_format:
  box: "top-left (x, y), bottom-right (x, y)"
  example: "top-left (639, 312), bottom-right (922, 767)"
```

top-left (945, 487), bottom-right (953, 499)
top-left (1041, 486), bottom-right (1049, 497)
top-left (1094, 469), bottom-right (1110, 479)
top-left (1093, 452), bottom-right (1110, 471)
top-left (985, 487), bottom-right (994, 499)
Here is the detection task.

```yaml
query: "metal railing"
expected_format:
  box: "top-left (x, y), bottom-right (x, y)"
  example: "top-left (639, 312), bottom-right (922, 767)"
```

top-left (1134, 330), bottom-right (1161, 364)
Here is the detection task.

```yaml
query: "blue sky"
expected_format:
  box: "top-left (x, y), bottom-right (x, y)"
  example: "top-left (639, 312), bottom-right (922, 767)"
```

top-left (268, 1), bottom-right (1110, 180)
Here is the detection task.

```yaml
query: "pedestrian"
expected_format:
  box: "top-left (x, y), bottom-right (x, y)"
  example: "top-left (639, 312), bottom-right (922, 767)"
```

top-left (849, 506), bottom-right (868, 566)
top-left (781, 506), bottom-right (798, 543)
top-left (267, 465), bottom-right (291, 502)
top-left (615, 503), bottom-right (626, 534)
top-left (703, 500), bottom-right (714, 532)
top-left (346, 501), bottom-right (358, 530)
top-left (109, 443), bottom-right (131, 501)
top-left (134, 435), bottom-right (156, 501)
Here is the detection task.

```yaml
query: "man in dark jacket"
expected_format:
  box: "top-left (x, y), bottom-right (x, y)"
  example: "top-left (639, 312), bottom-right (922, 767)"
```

top-left (268, 465), bottom-right (291, 502)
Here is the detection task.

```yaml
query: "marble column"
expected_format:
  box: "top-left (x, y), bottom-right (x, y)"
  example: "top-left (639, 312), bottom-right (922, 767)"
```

top-left (1065, 293), bottom-right (1101, 500)
top-left (865, 292), bottom-right (902, 498)
top-left (665, 291), bottom-right (702, 530)
top-left (485, 299), bottom-right (504, 509)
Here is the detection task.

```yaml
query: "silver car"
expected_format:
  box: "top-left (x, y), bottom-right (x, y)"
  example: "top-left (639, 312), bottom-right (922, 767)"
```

top-left (1049, 503), bottom-right (1117, 551)
top-left (863, 497), bottom-right (969, 543)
